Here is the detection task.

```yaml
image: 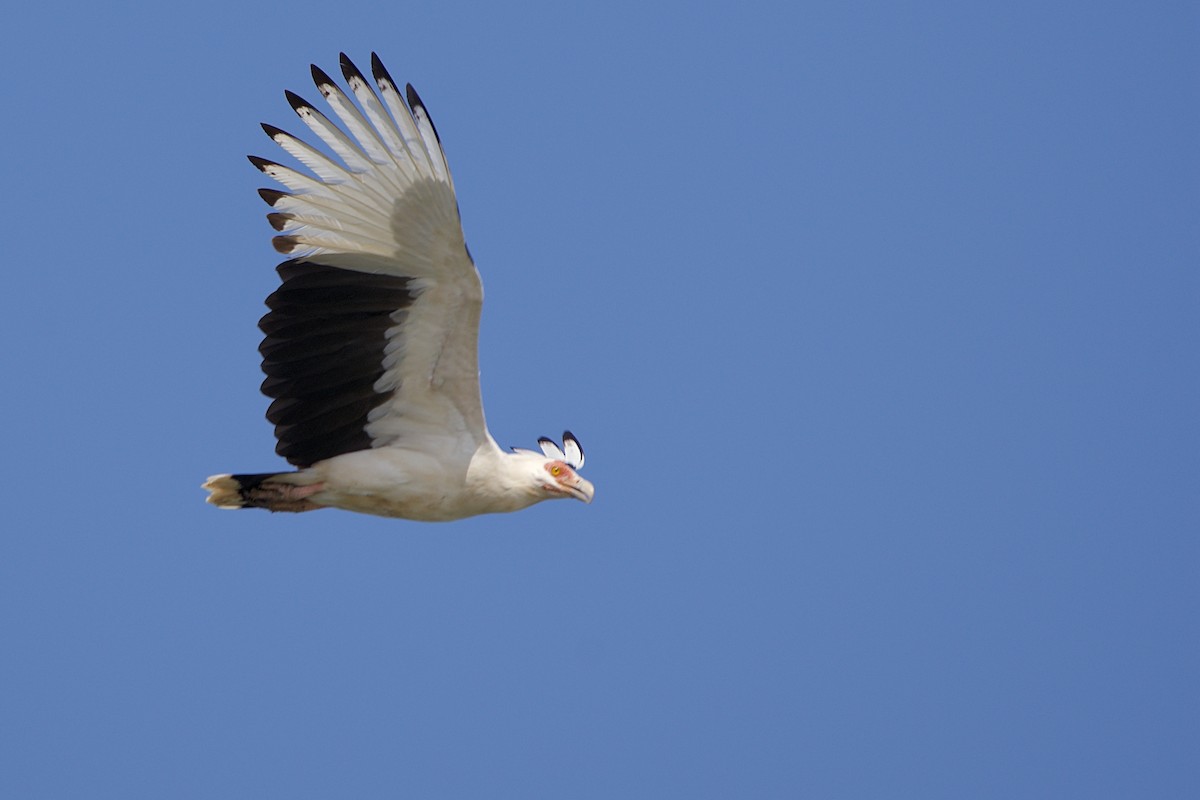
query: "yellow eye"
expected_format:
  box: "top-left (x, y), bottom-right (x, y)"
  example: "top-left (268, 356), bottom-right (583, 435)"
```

top-left (550, 465), bottom-right (562, 476)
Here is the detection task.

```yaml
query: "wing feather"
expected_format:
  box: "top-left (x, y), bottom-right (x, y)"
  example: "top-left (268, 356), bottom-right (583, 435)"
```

top-left (311, 63), bottom-right (393, 168)
top-left (370, 53), bottom-right (452, 192)
top-left (250, 58), bottom-right (486, 469)
top-left (341, 54), bottom-right (420, 183)
top-left (284, 89), bottom-right (375, 174)
top-left (406, 84), bottom-right (453, 187)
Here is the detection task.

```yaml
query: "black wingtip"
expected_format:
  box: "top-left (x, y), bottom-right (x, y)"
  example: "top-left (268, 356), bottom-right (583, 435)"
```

top-left (266, 212), bottom-right (294, 231)
top-left (562, 431), bottom-right (585, 469)
top-left (369, 52), bottom-right (394, 88)
top-left (405, 83), bottom-right (423, 112)
top-left (272, 235), bottom-right (300, 254)
top-left (339, 52), bottom-right (364, 84)
top-left (284, 89), bottom-right (310, 113)
top-left (260, 122), bottom-right (288, 140)
top-left (257, 188), bottom-right (288, 206)
top-left (248, 155), bottom-right (277, 172)
top-left (310, 64), bottom-right (336, 94)
top-left (406, 83), bottom-right (441, 142)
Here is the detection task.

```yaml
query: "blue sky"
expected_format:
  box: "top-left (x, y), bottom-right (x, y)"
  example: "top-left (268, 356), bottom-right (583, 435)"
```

top-left (2, 1), bottom-right (1196, 797)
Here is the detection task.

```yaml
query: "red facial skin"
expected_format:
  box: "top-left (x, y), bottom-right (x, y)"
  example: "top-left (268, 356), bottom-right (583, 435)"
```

top-left (543, 460), bottom-right (576, 492)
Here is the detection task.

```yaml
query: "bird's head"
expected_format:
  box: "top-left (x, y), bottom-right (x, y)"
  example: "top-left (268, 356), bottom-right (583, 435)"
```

top-left (511, 431), bottom-right (594, 505)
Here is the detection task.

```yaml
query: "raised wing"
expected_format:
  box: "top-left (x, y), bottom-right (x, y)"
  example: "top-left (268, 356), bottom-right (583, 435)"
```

top-left (251, 53), bottom-right (487, 469)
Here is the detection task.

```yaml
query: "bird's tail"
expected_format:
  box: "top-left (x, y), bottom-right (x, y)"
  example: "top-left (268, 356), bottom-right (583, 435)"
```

top-left (202, 472), bottom-right (324, 513)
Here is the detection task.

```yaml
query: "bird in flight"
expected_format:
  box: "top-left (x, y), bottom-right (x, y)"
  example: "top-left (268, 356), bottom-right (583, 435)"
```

top-left (204, 53), bottom-right (593, 520)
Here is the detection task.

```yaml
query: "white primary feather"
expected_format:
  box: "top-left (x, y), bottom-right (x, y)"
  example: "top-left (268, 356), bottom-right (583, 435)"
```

top-left (538, 437), bottom-right (567, 461)
top-left (341, 62), bottom-right (420, 183)
top-left (311, 66), bottom-right (393, 168)
top-left (562, 432), bottom-right (584, 469)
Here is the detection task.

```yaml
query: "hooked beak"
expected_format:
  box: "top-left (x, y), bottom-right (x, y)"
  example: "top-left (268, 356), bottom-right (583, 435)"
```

top-left (568, 475), bottom-right (595, 504)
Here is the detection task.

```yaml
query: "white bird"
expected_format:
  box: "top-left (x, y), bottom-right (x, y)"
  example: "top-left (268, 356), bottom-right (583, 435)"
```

top-left (203, 53), bottom-right (593, 520)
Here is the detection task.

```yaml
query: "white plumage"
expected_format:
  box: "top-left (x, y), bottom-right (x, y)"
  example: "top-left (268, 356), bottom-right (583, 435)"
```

top-left (203, 54), bottom-right (593, 520)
